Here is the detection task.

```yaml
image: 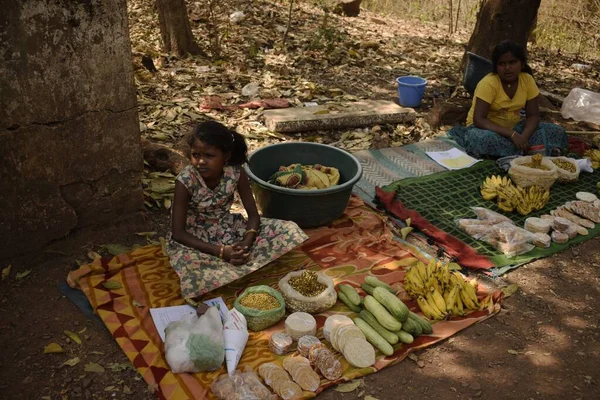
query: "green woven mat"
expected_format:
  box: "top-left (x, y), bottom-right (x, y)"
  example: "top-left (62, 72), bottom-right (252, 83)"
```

top-left (383, 161), bottom-right (600, 268)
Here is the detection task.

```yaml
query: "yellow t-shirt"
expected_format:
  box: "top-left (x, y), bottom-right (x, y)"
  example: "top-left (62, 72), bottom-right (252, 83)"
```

top-left (466, 72), bottom-right (540, 128)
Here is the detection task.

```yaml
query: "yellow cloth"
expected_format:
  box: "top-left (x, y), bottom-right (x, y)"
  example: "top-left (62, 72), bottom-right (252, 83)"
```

top-left (466, 72), bottom-right (540, 128)
top-left (272, 164), bottom-right (340, 190)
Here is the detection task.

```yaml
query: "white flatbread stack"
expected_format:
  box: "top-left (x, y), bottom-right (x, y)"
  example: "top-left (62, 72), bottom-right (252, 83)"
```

top-left (326, 315), bottom-right (376, 368)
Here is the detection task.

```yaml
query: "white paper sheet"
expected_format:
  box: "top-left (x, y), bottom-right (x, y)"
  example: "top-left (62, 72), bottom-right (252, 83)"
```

top-left (426, 148), bottom-right (481, 170)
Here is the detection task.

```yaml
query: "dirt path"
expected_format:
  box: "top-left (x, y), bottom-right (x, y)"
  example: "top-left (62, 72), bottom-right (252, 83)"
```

top-left (1, 230), bottom-right (598, 399)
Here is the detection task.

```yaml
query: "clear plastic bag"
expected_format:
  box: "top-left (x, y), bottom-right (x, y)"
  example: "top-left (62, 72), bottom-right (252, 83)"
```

top-left (479, 222), bottom-right (535, 257)
top-left (471, 207), bottom-right (514, 225)
top-left (211, 366), bottom-right (277, 400)
top-left (561, 88), bottom-right (600, 125)
top-left (164, 306), bottom-right (224, 373)
top-left (279, 270), bottom-right (337, 314)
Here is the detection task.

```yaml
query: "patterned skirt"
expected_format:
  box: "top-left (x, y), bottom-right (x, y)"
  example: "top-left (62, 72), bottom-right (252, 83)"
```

top-left (447, 120), bottom-right (568, 158)
top-left (166, 214), bottom-right (308, 299)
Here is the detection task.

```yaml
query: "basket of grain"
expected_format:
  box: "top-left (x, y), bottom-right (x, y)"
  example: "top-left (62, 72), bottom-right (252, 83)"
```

top-left (547, 156), bottom-right (580, 183)
top-left (508, 154), bottom-right (558, 190)
top-left (233, 285), bottom-right (286, 331)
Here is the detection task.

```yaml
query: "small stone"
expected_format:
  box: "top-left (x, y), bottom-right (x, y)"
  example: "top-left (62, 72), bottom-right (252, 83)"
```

top-left (461, 383), bottom-right (469, 387)
top-left (450, 387), bottom-right (457, 392)
top-left (81, 379), bottom-right (92, 389)
top-left (470, 382), bottom-right (481, 391)
top-left (475, 391), bottom-right (482, 398)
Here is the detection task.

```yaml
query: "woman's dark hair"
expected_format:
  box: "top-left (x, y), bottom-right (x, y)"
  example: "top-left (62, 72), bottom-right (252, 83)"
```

top-left (491, 40), bottom-right (534, 76)
top-left (188, 121), bottom-right (248, 165)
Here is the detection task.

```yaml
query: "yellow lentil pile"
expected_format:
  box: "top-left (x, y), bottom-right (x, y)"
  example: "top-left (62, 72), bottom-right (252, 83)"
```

top-left (288, 271), bottom-right (327, 297)
top-left (239, 292), bottom-right (280, 310)
top-left (551, 159), bottom-right (576, 172)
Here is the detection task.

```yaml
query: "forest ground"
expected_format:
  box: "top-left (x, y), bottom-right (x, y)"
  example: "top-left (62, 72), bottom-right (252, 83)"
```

top-left (1, 0), bottom-right (599, 399)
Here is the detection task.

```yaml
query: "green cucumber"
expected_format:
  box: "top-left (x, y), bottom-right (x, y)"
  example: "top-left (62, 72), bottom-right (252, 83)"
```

top-left (373, 287), bottom-right (409, 322)
top-left (400, 316), bottom-right (421, 337)
top-left (338, 291), bottom-right (361, 313)
top-left (364, 276), bottom-right (395, 293)
top-left (397, 330), bottom-right (414, 344)
top-left (339, 283), bottom-right (361, 306)
top-left (363, 295), bottom-right (402, 331)
top-left (361, 283), bottom-right (375, 296)
top-left (409, 311), bottom-right (433, 334)
top-left (359, 310), bottom-right (399, 345)
top-left (354, 318), bottom-right (394, 356)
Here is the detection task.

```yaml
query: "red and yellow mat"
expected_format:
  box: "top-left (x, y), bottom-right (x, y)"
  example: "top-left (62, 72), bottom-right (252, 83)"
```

top-left (68, 197), bottom-right (502, 399)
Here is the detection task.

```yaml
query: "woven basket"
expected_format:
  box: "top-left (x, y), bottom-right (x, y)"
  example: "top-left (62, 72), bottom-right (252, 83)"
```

top-left (547, 156), bottom-right (580, 183)
top-left (508, 156), bottom-right (558, 190)
top-left (233, 285), bottom-right (285, 332)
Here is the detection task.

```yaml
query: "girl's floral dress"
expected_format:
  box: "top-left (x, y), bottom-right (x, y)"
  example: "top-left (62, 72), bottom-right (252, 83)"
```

top-left (166, 164), bottom-right (308, 299)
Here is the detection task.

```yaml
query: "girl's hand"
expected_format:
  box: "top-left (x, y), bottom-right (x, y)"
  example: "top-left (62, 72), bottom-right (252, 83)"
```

top-left (227, 244), bottom-right (250, 265)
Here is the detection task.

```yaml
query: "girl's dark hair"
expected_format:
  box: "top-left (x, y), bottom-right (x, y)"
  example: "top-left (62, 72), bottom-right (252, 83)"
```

top-left (188, 121), bottom-right (248, 165)
top-left (491, 40), bottom-right (534, 76)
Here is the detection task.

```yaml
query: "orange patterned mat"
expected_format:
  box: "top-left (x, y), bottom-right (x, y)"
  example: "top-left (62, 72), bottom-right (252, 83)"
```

top-left (68, 197), bottom-right (502, 399)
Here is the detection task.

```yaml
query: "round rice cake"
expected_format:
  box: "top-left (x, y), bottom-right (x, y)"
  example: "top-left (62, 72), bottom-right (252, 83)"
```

top-left (343, 337), bottom-right (376, 368)
top-left (576, 191), bottom-right (598, 202)
top-left (294, 366), bottom-right (320, 391)
top-left (593, 199), bottom-right (600, 208)
top-left (258, 362), bottom-right (280, 380)
top-left (283, 356), bottom-right (309, 373)
top-left (297, 335), bottom-right (321, 357)
top-left (289, 361), bottom-right (312, 380)
top-left (330, 321), bottom-right (353, 351)
top-left (318, 353), bottom-right (343, 381)
top-left (313, 348), bottom-right (334, 370)
top-left (337, 325), bottom-right (365, 354)
top-left (323, 315), bottom-right (353, 342)
top-left (274, 380), bottom-right (303, 400)
top-left (308, 343), bottom-right (327, 364)
top-left (266, 368), bottom-right (290, 386)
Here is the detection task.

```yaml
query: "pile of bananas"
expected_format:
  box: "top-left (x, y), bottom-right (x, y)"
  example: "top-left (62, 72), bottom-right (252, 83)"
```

top-left (404, 259), bottom-right (481, 320)
top-left (480, 175), bottom-right (512, 201)
top-left (584, 149), bottom-right (600, 169)
top-left (480, 175), bottom-right (550, 215)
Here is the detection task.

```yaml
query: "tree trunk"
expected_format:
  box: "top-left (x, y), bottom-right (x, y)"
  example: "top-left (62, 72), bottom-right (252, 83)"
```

top-left (156, 0), bottom-right (203, 57)
top-left (461, 0), bottom-right (541, 70)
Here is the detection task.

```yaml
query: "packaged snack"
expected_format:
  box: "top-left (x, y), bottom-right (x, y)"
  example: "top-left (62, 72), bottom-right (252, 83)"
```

top-left (532, 233), bottom-right (551, 248)
top-left (471, 207), bottom-right (514, 224)
top-left (285, 312), bottom-right (317, 341)
top-left (212, 366), bottom-right (277, 400)
top-left (551, 231), bottom-right (569, 244)
top-left (524, 217), bottom-right (551, 234)
top-left (269, 332), bottom-right (293, 356)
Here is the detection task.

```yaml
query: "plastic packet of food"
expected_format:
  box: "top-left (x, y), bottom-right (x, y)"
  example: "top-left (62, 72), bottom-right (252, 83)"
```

top-left (471, 207), bottom-right (514, 225)
top-left (211, 366), bottom-right (277, 400)
top-left (479, 222), bottom-right (536, 257)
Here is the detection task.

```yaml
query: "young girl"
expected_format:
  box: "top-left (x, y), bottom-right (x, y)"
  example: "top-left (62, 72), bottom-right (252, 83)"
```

top-left (449, 40), bottom-right (568, 158)
top-left (167, 121), bottom-right (308, 302)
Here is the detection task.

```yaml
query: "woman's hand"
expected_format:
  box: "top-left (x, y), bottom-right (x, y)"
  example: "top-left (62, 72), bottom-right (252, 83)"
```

top-left (511, 131), bottom-right (529, 151)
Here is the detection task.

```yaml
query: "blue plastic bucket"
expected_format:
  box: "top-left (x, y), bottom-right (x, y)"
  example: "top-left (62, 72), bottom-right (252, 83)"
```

top-left (396, 76), bottom-right (427, 107)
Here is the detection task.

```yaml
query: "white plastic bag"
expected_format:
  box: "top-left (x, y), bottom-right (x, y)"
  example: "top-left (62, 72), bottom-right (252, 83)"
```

top-left (561, 88), bottom-right (600, 125)
top-left (164, 306), bottom-right (224, 373)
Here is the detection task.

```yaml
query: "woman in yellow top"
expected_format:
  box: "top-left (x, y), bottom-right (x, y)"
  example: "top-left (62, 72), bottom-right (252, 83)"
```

top-left (449, 41), bottom-right (568, 158)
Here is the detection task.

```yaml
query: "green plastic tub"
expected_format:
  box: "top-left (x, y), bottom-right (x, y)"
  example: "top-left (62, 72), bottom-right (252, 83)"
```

top-left (244, 142), bottom-right (363, 228)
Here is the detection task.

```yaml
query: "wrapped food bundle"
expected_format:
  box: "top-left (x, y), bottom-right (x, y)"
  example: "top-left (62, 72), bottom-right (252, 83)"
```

top-left (269, 332), bottom-right (293, 356)
top-left (297, 335), bottom-right (321, 357)
top-left (211, 366), bottom-right (277, 400)
top-left (479, 222), bottom-right (536, 257)
top-left (234, 286), bottom-right (286, 332)
top-left (279, 270), bottom-right (337, 314)
top-left (524, 217), bottom-right (551, 234)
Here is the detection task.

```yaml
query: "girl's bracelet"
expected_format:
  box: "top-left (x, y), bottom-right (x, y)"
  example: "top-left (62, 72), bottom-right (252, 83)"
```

top-left (244, 229), bottom-right (258, 237)
top-left (511, 131), bottom-right (516, 140)
top-left (218, 245), bottom-right (225, 259)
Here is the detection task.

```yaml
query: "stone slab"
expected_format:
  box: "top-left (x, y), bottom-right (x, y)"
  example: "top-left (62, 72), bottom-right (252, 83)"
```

top-left (263, 100), bottom-right (416, 133)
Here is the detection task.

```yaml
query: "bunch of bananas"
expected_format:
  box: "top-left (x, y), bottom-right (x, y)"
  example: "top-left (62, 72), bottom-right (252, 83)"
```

top-left (496, 185), bottom-right (550, 215)
top-left (480, 175), bottom-right (512, 201)
top-left (480, 175), bottom-right (549, 215)
top-left (404, 259), bottom-right (481, 320)
top-left (584, 149), bottom-right (600, 169)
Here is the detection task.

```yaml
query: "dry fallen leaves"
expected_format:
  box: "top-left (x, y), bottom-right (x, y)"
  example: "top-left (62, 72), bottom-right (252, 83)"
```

top-left (63, 330), bottom-right (82, 345)
top-left (1, 265), bottom-right (11, 280)
top-left (85, 362), bottom-right (106, 373)
top-left (103, 281), bottom-right (123, 290)
top-left (334, 379), bottom-right (363, 393)
top-left (43, 343), bottom-right (65, 354)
